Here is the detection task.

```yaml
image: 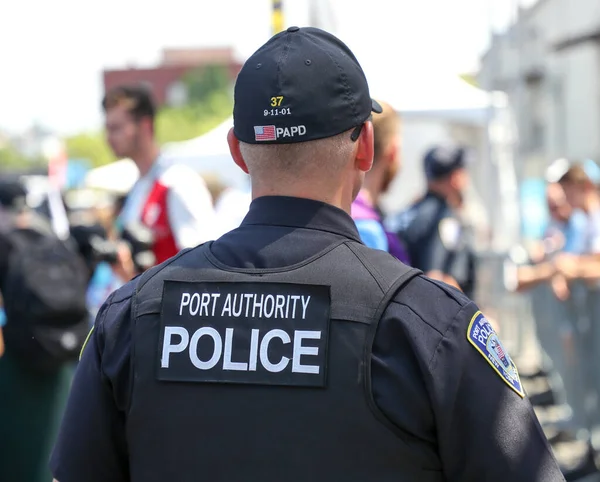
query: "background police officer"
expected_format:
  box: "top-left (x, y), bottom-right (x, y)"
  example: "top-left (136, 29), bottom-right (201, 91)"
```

top-left (51, 27), bottom-right (564, 482)
top-left (389, 144), bottom-right (477, 298)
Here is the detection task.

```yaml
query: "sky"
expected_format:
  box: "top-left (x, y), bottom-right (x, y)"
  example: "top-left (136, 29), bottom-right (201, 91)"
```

top-left (0, 0), bottom-right (532, 136)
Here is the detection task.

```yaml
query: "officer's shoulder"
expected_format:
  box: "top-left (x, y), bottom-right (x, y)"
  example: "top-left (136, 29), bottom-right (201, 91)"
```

top-left (391, 274), bottom-right (474, 334)
top-left (136, 246), bottom-right (199, 292)
top-left (95, 247), bottom-right (198, 332)
top-left (95, 277), bottom-right (138, 330)
top-left (89, 278), bottom-right (139, 363)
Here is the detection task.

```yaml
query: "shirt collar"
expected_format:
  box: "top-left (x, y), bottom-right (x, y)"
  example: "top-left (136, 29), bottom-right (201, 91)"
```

top-left (241, 196), bottom-right (363, 243)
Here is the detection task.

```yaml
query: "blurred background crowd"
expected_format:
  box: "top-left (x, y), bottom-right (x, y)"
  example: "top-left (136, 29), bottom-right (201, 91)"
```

top-left (3, 0), bottom-right (600, 481)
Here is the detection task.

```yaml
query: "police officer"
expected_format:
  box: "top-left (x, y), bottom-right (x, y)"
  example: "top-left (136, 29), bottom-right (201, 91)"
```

top-left (51, 27), bottom-right (564, 482)
top-left (388, 145), bottom-right (477, 298)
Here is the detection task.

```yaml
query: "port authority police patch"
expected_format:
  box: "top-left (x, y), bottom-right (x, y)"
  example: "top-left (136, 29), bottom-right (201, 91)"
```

top-left (467, 311), bottom-right (524, 398)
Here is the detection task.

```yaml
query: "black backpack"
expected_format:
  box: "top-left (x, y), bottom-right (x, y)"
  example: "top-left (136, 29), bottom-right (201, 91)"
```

top-left (2, 227), bottom-right (91, 372)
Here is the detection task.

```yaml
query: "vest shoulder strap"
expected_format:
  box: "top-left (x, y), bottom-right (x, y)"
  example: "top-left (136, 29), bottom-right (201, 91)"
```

top-left (134, 241), bottom-right (422, 324)
top-left (343, 241), bottom-right (421, 293)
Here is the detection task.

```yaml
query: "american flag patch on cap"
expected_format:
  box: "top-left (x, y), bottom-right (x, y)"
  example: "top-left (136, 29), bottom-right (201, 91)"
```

top-left (254, 125), bottom-right (276, 141)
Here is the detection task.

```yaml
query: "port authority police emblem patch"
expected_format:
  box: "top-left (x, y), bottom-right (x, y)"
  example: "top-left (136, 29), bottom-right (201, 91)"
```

top-left (467, 311), bottom-right (524, 398)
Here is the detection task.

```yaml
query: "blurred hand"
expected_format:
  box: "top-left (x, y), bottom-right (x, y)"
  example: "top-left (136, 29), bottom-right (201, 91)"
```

top-left (0, 328), bottom-right (4, 358)
top-left (553, 253), bottom-right (581, 281)
top-left (111, 242), bottom-right (137, 283)
top-left (551, 274), bottom-right (571, 301)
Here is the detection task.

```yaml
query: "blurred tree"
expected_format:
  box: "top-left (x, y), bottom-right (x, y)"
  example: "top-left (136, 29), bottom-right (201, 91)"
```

top-left (183, 65), bottom-right (231, 104)
top-left (63, 64), bottom-right (233, 166)
top-left (460, 73), bottom-right (479, 88)
top-left (156, 89), bottom-right (232, 144)
top-left (65, 132), bottom-right (115, 167)
top-left (0, 146), bottom-right (45, 171)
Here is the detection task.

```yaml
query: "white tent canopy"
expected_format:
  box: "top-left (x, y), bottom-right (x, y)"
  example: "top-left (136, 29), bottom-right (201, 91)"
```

top-left (83, 158), bottom-right (138, 195)
top-left (163, 118), bottom-right (232, 160)
top-left (162, 117), bottom-right (247, 190)
top-left (369, 69), bottom-right (493, 125)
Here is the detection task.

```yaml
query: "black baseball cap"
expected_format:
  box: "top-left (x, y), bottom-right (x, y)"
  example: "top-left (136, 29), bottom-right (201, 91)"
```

top-left (423, 145), bottom-right (469, 180)
top-left (233, 26), bottom-right (382, 145)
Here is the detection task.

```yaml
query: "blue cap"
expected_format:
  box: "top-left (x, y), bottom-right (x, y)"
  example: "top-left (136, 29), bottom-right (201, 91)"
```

top-left (423, 145), bottom-right (468, 180)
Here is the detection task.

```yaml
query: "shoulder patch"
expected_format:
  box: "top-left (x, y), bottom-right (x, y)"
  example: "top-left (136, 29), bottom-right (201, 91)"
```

top-left (467, 311), bottom-right (524, 397)
top-left (438, 217), bottom-right (461, 250)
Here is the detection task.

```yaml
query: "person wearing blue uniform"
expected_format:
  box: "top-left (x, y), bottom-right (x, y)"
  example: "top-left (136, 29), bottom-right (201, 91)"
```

top-left (51, 27), bottom-right (564, 482)
top-left (388, 145), bottom-right (476, 298)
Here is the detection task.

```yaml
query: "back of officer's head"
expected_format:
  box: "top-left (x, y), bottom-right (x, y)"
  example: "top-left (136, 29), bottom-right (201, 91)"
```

top-left (228, 27), bottom-right (381, 206)
top-left (423, 144), bottom-right (470, 194)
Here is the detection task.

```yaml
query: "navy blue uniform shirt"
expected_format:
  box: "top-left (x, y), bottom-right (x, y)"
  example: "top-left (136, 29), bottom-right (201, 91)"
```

top-left (388, 191), bottom-right (477, 299)
top-left (51, 196), bottom-right (563, 482)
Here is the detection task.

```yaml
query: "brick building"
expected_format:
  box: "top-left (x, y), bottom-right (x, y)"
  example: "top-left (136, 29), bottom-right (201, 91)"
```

top-left (103, 47), bottom-right (242, 107)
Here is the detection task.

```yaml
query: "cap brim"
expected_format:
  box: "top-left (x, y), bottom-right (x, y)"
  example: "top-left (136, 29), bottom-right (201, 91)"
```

top-left (371, 99), bottom-right (383, 114)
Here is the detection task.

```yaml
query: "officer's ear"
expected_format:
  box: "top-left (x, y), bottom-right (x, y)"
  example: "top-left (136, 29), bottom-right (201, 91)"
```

top-left (355, 121), bottom-right (374, 173)
top-left (228, 128), bottom-right (249, 174)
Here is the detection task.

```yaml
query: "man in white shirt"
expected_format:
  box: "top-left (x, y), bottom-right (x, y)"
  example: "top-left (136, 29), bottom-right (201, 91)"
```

top-left (102, 85), bottom-right (215, 279)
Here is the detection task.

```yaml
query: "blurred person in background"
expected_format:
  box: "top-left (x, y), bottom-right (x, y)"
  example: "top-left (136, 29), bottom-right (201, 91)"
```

top-left (83, 198), bottom-right (128, 319)
top-left (503, 180), bottom-right (594, 464)
top-left (351, 100), bottom-right (410, 263)
top-left (554, 162), bottom-right (600, 282)
top-left (0, 304), bottom-right (4, 357)
top-left (0, 180), bottom-right (89, 482)
top-left (388, 144), bottom-right (476, 298)
top-left (103, 85), bottom-right (216, 280)
top-left (0, 202), bottom-right (8, 359)
top-left (508, 182), bottom-right (586, 299)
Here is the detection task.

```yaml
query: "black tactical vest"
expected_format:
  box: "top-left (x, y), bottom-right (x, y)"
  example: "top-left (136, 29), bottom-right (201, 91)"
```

top-left (128, 239), bottom-right (437, 482)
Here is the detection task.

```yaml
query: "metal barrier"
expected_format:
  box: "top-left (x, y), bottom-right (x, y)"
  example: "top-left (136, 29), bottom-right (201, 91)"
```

top-left (475, 251), bottom-right (532, 360)
top-left (477, 250), bottom-right (600, 435)
top-left (525, 280), bottom-right (600, 433)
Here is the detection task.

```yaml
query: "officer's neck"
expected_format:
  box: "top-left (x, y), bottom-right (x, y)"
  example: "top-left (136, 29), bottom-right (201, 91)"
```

top-left (251, 183), bottom-right (353, 214)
